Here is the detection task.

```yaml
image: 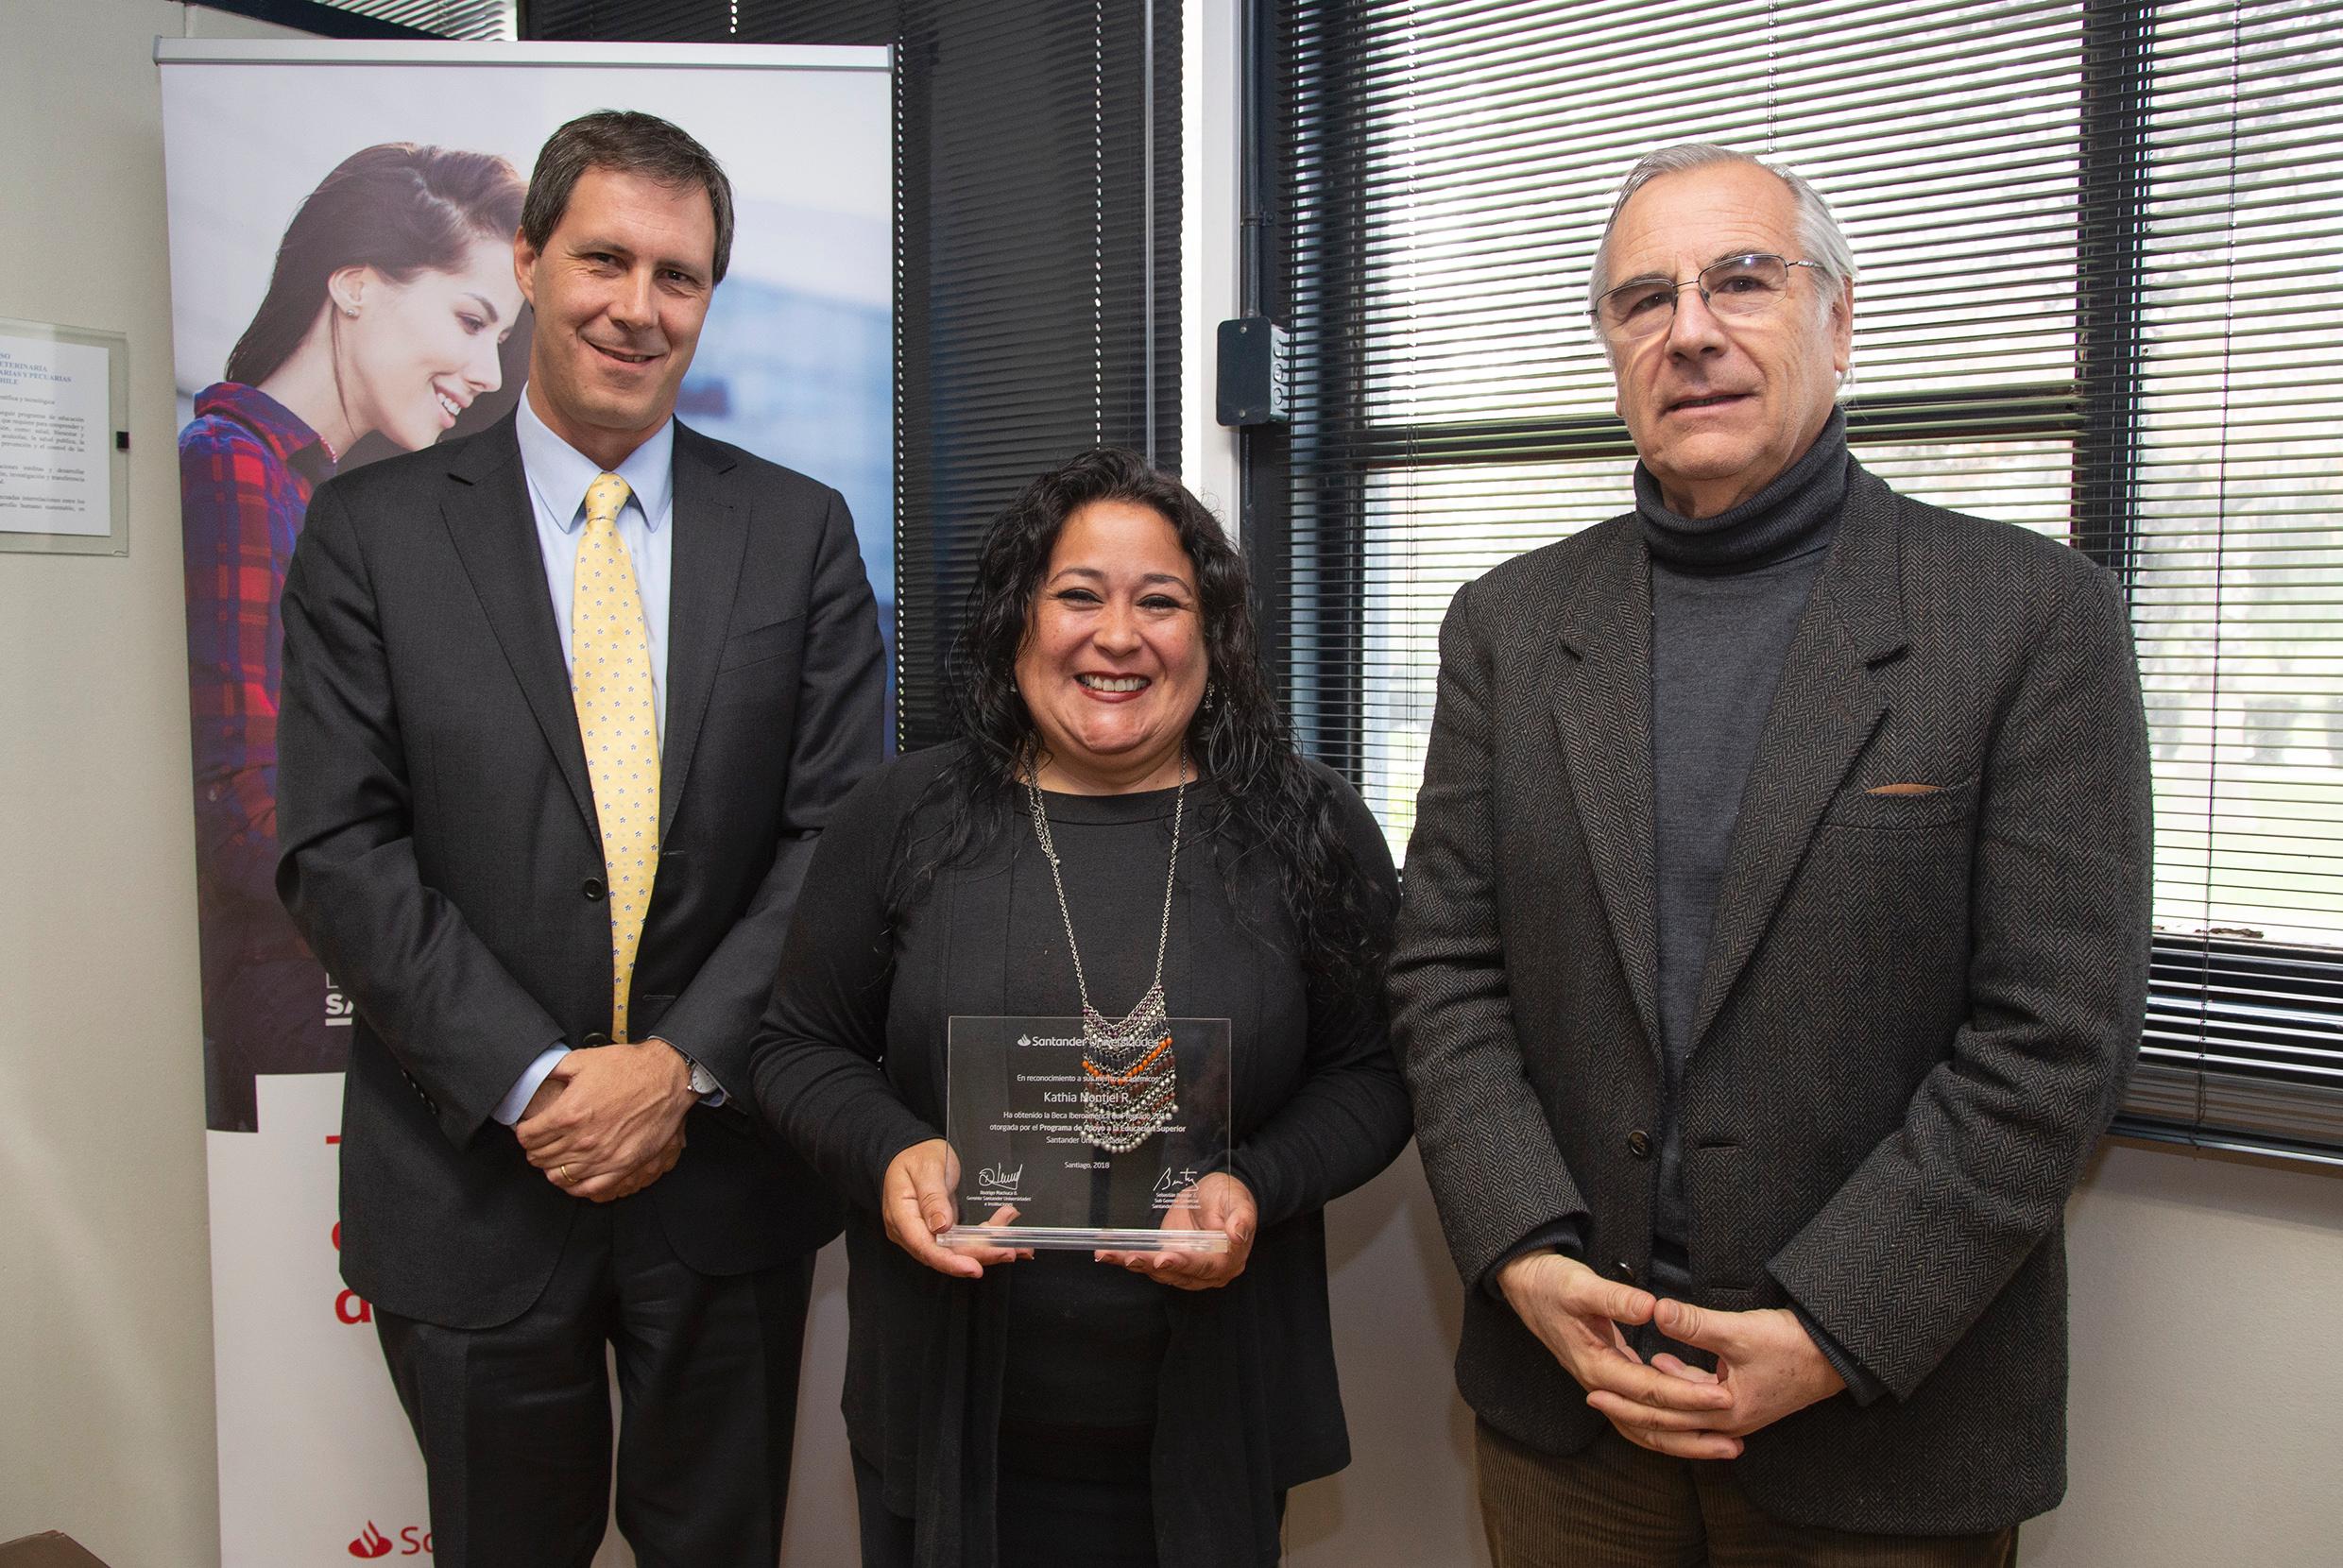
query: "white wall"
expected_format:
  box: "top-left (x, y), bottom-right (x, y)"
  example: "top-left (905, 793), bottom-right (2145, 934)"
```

top-left (2027, 1141), bottom-right (2343, 1566)
top-left (0, 5), bottom-right (288, 1565)
top-left (4, 5), bottom-right (2338, 1567)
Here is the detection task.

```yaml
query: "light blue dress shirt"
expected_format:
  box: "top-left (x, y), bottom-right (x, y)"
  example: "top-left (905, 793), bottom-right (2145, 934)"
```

top-left (518, 385), bottom-right (676, 736)
top-left (492, 391), bottom-right (708, 1126)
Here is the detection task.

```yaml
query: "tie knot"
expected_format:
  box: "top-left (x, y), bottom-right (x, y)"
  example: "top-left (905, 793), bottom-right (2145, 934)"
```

top-left (584, 471), bottom-right (632, 532)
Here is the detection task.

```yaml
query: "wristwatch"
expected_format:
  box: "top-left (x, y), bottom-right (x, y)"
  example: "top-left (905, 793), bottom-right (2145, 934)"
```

top-left (665, 1040), bottom-right (716, 1101)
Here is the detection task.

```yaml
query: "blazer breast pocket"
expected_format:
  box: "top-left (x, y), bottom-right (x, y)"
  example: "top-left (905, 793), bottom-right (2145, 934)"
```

top-left (717, 613), bottom-right (805, 673)
top-left (1821, 775), bottom-right (1978, 830)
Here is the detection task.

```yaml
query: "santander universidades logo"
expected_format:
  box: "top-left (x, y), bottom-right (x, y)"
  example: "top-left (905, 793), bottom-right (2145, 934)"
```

top-left (348, 1518), bottom-right (431, 1558)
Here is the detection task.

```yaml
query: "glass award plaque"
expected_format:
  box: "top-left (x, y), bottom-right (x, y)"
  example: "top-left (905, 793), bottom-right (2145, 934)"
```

top-left (940, 1014), bottom-right (1233, 1253)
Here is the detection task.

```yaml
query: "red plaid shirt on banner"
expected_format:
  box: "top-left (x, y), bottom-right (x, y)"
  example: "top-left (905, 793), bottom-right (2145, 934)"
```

top-left (180, 381), bottom-right (337, 904)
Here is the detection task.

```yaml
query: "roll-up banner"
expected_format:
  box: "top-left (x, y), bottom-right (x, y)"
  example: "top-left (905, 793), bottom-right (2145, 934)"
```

top-left (156, 40), bottom-right (892, 1564)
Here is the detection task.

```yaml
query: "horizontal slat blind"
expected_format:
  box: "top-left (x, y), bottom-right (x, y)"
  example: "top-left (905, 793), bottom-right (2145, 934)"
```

top-left (1273, 0), bottom-right (2343, 1163)
top-left (2129, 0), bottom-right (2343, 1159)
top-left (320, 0), bottom-right (513, 36)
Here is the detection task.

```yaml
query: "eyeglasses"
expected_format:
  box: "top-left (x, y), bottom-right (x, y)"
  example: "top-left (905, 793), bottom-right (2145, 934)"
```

top-left (1590, 253), bottom-right (1823, 343)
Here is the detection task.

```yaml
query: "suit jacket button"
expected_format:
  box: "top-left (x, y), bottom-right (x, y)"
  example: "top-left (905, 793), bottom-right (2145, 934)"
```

top-left (1616, 1261), bottom-right (1637, 1285)
top-left (583, 877), bottom-right (606, 901)
top-left (1627, 1129), bottom-right (1651, 1158)
top-left (582, 1032), bottom-right (611, 1048)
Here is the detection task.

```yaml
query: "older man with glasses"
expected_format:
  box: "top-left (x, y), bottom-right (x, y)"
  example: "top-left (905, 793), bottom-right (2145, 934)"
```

top-left (1390, 144), bottom-right (2152, 1564)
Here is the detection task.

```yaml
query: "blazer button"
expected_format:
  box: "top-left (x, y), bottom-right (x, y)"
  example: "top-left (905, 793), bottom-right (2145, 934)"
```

top-left (582, 1032), bottom-right (611, 1048)
top-left (1616, 1261), bottom-right (1638, 1285)
top-left (1627, 1129), bottom-right (1652, 1158)
top-left (583, 877), bottom-right (606, 901)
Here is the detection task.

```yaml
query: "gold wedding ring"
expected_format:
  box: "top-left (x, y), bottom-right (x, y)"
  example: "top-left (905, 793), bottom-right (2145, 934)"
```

top-left (556, 1164), bottom-right (572, 1185)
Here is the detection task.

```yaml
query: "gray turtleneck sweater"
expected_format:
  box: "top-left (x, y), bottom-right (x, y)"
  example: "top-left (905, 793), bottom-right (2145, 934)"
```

top-left (1641, 408), bottom-right (1849, 1268)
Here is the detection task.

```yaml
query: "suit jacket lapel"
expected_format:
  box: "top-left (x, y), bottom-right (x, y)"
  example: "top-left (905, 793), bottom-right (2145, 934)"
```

top-left (658, 422), bottom-right (747, 839)
top-left (440, 417), bottom-right (598, 838)
top-left (1550, 519), bottom-right (1665, 1061)
top-left (1685, 466), bottom-right (1909, 1054)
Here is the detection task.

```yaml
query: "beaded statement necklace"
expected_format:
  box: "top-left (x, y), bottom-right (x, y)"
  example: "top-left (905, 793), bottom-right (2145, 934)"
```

top-left (1023, 748), bottom-right (1187, 1154)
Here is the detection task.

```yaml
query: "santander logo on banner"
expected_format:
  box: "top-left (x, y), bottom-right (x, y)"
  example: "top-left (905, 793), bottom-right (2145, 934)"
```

top-left (348, 1521), bottom-right (430, 1558)
top-left (205, 1073), bottom-right (438, 1566)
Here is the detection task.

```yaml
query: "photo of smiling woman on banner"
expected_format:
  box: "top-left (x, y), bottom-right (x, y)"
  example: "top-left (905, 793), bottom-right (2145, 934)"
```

top-left (180, 143), bottom-right (528, 1132)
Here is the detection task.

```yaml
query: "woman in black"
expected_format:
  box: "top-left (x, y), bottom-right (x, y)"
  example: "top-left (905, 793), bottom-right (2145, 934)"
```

top-left (750, 448), bottom-right (1410, 1568)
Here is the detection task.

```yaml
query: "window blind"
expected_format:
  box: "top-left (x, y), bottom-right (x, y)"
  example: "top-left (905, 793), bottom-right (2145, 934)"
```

top-left (328, 0), bottom-right (514, 35)
top-left (1262, 0), bottom-right (2343, 1164)
top-left (529, 0), bottom-right (1183, 751)
top-left (192, 0), bottom-right (488, 36)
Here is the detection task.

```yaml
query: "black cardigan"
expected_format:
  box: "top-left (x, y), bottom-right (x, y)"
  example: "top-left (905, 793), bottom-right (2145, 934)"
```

top-left (750, 741), bottom-right (1411, 1568)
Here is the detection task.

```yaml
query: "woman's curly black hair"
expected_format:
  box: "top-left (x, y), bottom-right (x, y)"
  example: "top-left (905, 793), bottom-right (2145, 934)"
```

top-left (888, 447), bottom-right (1391, 993)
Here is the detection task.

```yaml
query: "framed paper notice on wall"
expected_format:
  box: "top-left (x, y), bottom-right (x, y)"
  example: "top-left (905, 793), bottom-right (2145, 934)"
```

top-left (0, 316), bottom-right (129, 555)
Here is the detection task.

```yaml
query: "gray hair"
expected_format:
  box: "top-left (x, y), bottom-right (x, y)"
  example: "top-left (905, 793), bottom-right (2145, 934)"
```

top-left (1587, 144), bottom-right (1857, 312)
top-left (521, 110), bottom-right (736, 285)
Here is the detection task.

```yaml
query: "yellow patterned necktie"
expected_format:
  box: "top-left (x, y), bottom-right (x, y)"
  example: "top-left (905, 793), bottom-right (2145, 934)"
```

top-left (573, 470), bottom-right (659, 1043)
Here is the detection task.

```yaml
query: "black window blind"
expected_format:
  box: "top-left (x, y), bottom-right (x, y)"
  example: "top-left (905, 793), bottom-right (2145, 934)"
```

top-left (527, 0), bottom-right (1183, 751)
top-left (1263, 0), bottom-right (2343, 1165)
top-left (193, 0), bottom-right (489, 36)
top-left (329, 0), bottom-right (514, 35)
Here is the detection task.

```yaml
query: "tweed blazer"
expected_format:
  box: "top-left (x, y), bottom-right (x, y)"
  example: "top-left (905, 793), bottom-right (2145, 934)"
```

top-left (1389, 462), bottom-right (2150, 1533)
top-left (277, 412), bottom-right (881, 1329)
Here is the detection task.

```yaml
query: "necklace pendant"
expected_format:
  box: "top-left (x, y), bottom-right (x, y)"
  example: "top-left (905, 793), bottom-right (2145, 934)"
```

top-left (1025, 745), bottom-right (1189, 1156)
top-left (1077, 982), bottom-right (1179, 1154)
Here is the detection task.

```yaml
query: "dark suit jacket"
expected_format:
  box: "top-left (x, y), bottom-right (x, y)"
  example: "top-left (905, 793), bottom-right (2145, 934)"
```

top-left (1389, 463), bottom-right (2150, 1533)
top-left (276, 411), bottom-right (881, 1330)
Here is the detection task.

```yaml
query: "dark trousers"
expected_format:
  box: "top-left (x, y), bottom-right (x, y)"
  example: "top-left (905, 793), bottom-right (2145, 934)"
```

top-left (1477, 1421), bottom-right (2018, 1568)
top-left (852, 1429), bottom-right (1162, 1568)
top-left (854, 1426), bottom-right (1290, 1568)
top-left (375, 1195), bottom-right (816, 1568)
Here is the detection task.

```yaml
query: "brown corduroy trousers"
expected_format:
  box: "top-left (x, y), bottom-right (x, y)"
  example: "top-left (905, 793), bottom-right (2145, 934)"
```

top-left (1476, 1421), bottom-right (2020, 1568)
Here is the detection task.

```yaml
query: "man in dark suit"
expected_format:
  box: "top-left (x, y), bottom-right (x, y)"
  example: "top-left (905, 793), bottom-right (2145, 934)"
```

top-left (276, 111), bottom-right (882, 1567)
top-left (1390, 144), bottom-right (2150, 1563)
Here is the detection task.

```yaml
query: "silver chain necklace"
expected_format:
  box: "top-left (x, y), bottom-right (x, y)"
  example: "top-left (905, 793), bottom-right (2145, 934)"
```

top-left (1024, 746), bottom-right (1186, 1153)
